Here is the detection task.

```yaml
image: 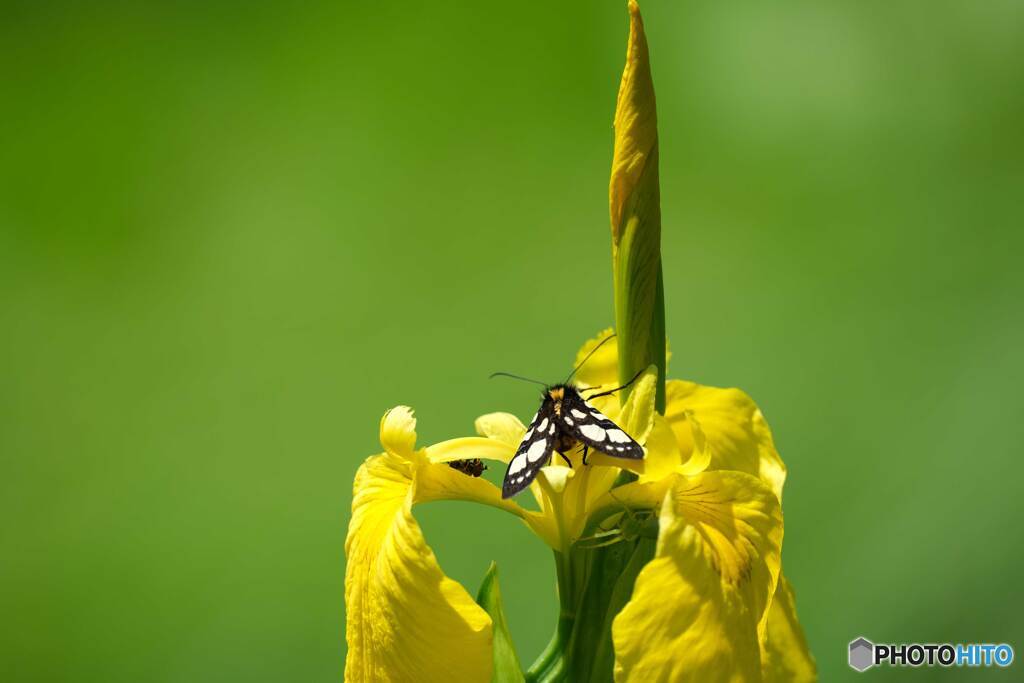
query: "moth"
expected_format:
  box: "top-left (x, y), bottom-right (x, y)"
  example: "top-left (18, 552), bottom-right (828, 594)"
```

top-left (494, 336), bottom-right (645, 499)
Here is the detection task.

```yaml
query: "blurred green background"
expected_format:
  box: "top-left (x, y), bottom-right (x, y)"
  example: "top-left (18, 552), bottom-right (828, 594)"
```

top-left (2, 1), bottom-right (1022, 680)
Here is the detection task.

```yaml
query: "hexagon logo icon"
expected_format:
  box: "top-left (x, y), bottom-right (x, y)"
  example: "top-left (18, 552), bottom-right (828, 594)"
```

top-left (849, 637), bottom-right (875, 672)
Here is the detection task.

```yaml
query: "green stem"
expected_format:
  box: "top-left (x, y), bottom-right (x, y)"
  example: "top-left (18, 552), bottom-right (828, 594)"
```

top-left (525, 551), bottom-right (577, 682)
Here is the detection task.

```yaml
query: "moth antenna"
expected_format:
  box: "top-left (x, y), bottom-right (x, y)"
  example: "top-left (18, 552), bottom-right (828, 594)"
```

top-left (489, 372), bottom-right (548, 388)
top-left (565, 333), bottom-right (617, 384)
top-left (583, 367), bottom-right (645, 400)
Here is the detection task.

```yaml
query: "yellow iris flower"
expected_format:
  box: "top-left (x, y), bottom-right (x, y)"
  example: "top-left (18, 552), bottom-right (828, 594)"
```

top-left (344, 332), bottom-right (815, 682)
top-left (346, 2), bottom-right (815, 679)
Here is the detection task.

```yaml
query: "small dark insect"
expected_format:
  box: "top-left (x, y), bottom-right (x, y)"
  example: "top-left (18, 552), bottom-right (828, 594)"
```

top-left (492, 335), bottom-right (645, 499)
top-left (448, 458), bottom-right (487, 477)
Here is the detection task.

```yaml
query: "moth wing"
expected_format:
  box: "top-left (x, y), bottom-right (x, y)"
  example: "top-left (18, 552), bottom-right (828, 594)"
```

top-left (559, 389), bottom-right (644, 460)
top-left (501, 399), bottom-right (557, 498)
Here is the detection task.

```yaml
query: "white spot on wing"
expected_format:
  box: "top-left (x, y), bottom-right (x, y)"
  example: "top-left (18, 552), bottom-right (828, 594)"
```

top-left (607, 428), bottom-right (630, 443)
top-left (548, 423), bottom-right (555, 434)
top-left (582, 401), bottom-right (611, 422)
top-left (538, 418), bottom-right (549, 433)
top-left (580, 423), bottom-right (606, 441)
top-left (571, 408), bottom-right (587, 419)
top-left (527, 438), bottom-right (548, 463)
top-left (564, 416), bottom-right (574, 426)
top-left (508, 456), bottom-right (526, 474)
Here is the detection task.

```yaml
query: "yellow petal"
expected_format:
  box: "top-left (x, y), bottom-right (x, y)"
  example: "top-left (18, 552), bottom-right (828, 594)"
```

top-left (665, 380), bottom-right (787, 501)
top-left (587, 415), bottom-right (671, 481)
top-left (615, 365), bottom-right (658, 442)
top-left (415, 460), bottom-right (525, 518)
top-left (585, 372), bottom-right (681, 484)
top-left (379, 405), bottom-right (418, 458)
top-left (676, 410), bottom-right (713, 476)
top-left (419, 446), bottom-right (555, 551)
top-left (573, 330), bottom-right (672, 392)
top-left (522, 467), bottom-right (575, 550)
top-left (425, 436), bottom-right (516, 465)
top-left (538, 464), bottom-right (573, 494)
top-left (761, 574), bottom-right (817, 682)
top-left (573, 328), bottom-right (620, 389)
top-left (347, 408), bottom-right (535, 681)
top-left (474, 412), bottom-right (526, 446)
top-left (345, 453), bottom-right (492, 682)
top-left (612, 471), bottom-right (783, 682)
top-left (639, 414), bottom-right (687, 480)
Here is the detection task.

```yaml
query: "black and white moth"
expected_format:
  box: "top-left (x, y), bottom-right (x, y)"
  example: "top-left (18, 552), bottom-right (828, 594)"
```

top-left (502, 382), bottom-right (643, 499)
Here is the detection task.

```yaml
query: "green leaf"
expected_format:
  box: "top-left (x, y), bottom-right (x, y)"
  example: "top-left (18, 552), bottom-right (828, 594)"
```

top-left (476, 562), bottom-right (526, 683)
top-left (564, 535), bottom-right (657, 682)
top-left (613, 161), bottom-right (666, 414)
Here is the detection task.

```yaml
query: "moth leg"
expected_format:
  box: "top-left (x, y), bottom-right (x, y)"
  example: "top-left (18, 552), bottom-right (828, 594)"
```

top-left (581, 443), bottom-right (589, 466)
top-left (557, 451), bottom-right (573, 468)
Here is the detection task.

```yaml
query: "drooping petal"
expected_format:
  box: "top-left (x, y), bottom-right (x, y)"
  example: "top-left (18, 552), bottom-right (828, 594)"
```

top-left (612, 471), bottom-right (783, 682)
top-left (761, 574), bottom-right (817, 682)
top-left (345, 452), bottom-right (493, 682)
top-left (346, 408), bottom-right (527, 682)
top-left (665, 380), bottom-right (787, 501)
